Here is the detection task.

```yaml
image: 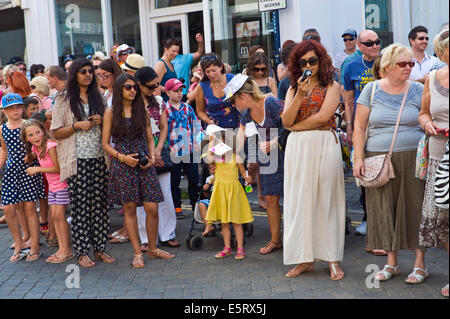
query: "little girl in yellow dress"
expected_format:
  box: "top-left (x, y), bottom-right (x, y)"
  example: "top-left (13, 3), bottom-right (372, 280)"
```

top-left (205, 129), bottom-right (254, 260)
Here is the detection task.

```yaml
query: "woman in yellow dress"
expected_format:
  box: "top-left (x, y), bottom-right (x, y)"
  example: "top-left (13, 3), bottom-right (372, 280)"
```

top-left (205, 128), bottom-right (254, 260)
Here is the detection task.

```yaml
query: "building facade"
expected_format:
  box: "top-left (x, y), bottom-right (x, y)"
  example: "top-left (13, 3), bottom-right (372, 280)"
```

top-left (1, 0), bottom-right (448, 75)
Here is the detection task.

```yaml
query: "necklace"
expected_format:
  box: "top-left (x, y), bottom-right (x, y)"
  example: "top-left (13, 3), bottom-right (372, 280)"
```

top-left (211, 81), bottom-right (222, 89)
top-left (361, 56), bottom-right (371, 70)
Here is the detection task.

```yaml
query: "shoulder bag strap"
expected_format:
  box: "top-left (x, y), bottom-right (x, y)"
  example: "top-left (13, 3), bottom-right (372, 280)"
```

top-left (388, 81), bottom-right (410, 156)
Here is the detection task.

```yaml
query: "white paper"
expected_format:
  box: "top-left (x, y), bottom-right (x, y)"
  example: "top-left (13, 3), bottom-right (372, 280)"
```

top-left (245, 122), bottom-right (259, 137)
top-left (211, 141), bottom-right (232, 156)
top-left (150, 118), bottom-right (160, 134)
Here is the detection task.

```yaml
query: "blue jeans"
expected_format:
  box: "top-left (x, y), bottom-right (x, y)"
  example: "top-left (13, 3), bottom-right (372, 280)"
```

top-left (170, 160), bottom-right (199, 210)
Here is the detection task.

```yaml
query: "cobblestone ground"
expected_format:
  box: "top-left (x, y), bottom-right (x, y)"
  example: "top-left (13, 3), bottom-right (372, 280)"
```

top-left (0, 172), bottom-right (448, 299)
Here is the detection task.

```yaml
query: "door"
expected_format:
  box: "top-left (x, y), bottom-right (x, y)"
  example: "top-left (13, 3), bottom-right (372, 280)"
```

top-left (150, 14), bottom-right (189, 64)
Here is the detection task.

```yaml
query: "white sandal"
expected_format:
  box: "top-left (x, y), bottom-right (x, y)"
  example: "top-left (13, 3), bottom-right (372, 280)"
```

top-left (442, 283), bottom-right (449, 298)
top-left (375, 264), bottom-right (400, 281)
top-left (404, 267), bottom-right (429, 284)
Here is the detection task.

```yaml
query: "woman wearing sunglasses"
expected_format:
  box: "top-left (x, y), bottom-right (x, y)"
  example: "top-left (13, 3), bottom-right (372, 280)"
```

top-left (51, 58), bottom-right (115, 268)
top-left (353, 44), bottom-right (426, 284)
top-left (282, 40), bottom-right (346, 281)
top-left (98, 59), bottom-right (124, 108)
top-left (102, 73), bottom-right (171, 269)
top-left (135, 66), bottom-right (180, 251)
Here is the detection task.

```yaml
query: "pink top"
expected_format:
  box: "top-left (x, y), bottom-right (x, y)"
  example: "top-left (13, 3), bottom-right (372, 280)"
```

top-left (32, 141), bottom-right (68, 192)
top-left (42, 96), bottom-right (52, 110)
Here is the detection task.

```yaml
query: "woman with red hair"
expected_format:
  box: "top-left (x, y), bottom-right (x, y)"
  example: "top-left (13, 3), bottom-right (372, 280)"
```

top-left (10, 71), bottom-right (32, 98)
top-left (281, 40), bottom-right (346, 280)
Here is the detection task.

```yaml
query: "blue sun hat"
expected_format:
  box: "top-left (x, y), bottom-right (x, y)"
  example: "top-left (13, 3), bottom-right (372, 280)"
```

top-left (1, 93), bottom-right (24, 109)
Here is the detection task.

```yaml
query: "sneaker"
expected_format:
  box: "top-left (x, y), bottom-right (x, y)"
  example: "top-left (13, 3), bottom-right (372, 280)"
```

top-left (67, 216), bottom-right (72, 225)
top-left (355, 221), bottom-right (367, 235)
top-left (175, 208), bottom-right (184, 219)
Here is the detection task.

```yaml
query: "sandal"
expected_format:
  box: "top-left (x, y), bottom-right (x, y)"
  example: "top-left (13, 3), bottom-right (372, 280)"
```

top-left (140, 243), bottom-right (149, 253)
top-left (285, 263), bottom-right (315, 278)
top-left (46, 253), bottom-right (74, 264)
top-left (259, 241), bottom-right (282, 255)
top-left (405, 267), bottom-right (429, 284)
top-left (26, 251), bottom-right (41, 262)
top-left (109, 235), bottom-right (129, 244)
top-left (160, 239), bottom-right (181, 248)
top-left (375, 264), bottom-right (400, 281)
top-left (132, 254), bottom-right (145, 269)
top-left (78, 255), bottom-right (95, 268)
top-left (47, 238), bottom-right (59, 247)
top-left (214, 247), bottom-right (232, 259)
top-left (234, 248), bottom-right (246, 260)
top-left (108, 230), bottom-right (121, 240)
top-left (94, 251), bottom-right (115, 263)
top-left (329, 263), bottom-right (345, 281)
top-left (147, 248), bottom-right (175, 259)
top-left (10, 249), bottom-right (28, 263)
top-left (442, 283), bottom-right (449, 298)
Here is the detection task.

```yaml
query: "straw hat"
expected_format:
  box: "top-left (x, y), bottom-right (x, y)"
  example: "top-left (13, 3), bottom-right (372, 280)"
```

top-left (121, 54), bottom-right (145, 72)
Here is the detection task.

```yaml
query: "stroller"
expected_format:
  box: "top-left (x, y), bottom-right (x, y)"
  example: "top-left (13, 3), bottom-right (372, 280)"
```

top-left (335, 112), bottom-right (352, 235)
top-left (185, 180), bottom-right (255, 250)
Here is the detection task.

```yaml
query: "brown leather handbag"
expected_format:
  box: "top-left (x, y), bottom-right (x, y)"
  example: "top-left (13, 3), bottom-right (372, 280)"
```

top-left (357, 81), bottom-right (410, 188)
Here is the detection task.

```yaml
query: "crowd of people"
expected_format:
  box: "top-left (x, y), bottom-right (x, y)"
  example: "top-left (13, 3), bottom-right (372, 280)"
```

top-left (0, 23), bottom-right (448, 297)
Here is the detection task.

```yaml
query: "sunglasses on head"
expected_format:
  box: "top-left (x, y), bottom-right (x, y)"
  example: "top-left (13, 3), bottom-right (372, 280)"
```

top-left (396, 61), bottom-right (415, 68)
top-left (253, 67), bottom-right (267, 73)
top-left (417, 36), bottom-right (429, 41)
top-left (123, 84), bottom-right (139, 91)
top-left (143, 82), bottom-right (160, 91)
top-left (360, 39), bottom-right (381, 47)
top-left (298, 56), bottom-right (319, 68)
top-left (201, 55), bottom-right (219, 62)
top-left (343, 37), bottom-right (355, 42)
top-left (78, 68), bottom-right (93, 75)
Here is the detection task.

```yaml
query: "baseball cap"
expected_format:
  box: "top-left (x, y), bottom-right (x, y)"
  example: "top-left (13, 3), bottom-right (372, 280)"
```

top-left (223, 74), bottom-right (249, 102)
top-left (1, 93), bottom-right (24, 109)
top-left (342, 29), bottom-right (357, 38)
top-left (121, 54), bottom-right (145, 72)
top-left (165, 78), bottom-right (186, 92)
top-left (9, 56), bottom-right (23, 65)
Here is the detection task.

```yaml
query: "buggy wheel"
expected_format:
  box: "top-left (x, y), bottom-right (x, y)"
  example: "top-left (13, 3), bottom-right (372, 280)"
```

top-left (189, 235), bottom-right (203, 250)
top-left (244, 223), bottom-right (254, 237)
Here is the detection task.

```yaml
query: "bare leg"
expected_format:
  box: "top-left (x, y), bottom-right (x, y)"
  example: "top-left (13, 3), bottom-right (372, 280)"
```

top-left (16, 202), bottom-right (30, 243)
top-left (260, 195), bottom-right (282, 254)
top-left (23, 201), bottom-right (40, 253)
top-left (51, 204), bottom-right (72, 257)
top-left (4, 204), bottom-right (25, 254)
top-left (123, 202), bottom-right (141, 255)
top-left (199, 203), bottom-right (214, 236)
top-left (39, 198), bottom-right (48, 224)
top-left (144, 202), bottom-right (174, 259)
top-left (221, 223), bottom-right (231, 248)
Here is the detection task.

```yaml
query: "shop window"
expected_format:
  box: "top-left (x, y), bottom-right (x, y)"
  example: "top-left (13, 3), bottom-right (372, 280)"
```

top-left (209, 0), bottom-right (276, 74)
top-left (365, 0), bottom-right (393, 49)
top-left (55, 0), bottom-right (104, 65)
top-left (155, 0), bottom-right (201, 9)
top-left (111, 0), bottom-right (141, 54)
top-left (0, 6), bottom-right (25, 65)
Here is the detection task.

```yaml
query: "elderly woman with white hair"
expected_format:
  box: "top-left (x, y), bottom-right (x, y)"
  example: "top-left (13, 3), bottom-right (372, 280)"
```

top-left (353, 43), bottom-right (426, 283)
top-left (30, 76), bottom-right (52, 110)
top-left (418, 29), bottom-right (449, 297)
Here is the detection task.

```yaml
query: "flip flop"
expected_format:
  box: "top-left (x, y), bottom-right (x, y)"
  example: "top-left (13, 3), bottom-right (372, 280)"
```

top-left (109, 235), bottom-right (129, 244)
top-left (10, 249), bottom-right (28, 263)
top-left (26, 251), bottom-right (41, 262)
top-left (46, 254), bottom-right (75, 264)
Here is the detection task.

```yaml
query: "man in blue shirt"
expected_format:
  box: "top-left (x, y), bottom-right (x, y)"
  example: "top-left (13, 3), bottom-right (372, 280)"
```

top-left (172, 33), bottom-right (205, 99)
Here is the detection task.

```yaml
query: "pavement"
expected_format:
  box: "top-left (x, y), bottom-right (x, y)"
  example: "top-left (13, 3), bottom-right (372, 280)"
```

top-left (0, 171), bottom-right (448, 300)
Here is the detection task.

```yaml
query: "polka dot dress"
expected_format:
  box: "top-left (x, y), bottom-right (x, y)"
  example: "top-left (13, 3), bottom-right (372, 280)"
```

top-left (1, 124), bottom-right (45, 206)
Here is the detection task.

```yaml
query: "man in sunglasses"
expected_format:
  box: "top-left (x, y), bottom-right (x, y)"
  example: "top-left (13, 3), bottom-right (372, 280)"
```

top-left (343, 29), bottom-right (380, 238)
top-left (408, 25), bottom-right (442, 84)
top-left (334, 29), bottom-right (358, 78)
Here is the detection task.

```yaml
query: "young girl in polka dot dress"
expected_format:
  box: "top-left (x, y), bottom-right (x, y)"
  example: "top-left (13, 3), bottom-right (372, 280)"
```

top-left (0, 93), bottom-right (45, 262)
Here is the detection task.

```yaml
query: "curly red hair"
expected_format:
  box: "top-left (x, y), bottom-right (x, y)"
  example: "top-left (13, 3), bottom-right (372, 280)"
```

top-left (288, 40), bottom-right (335, 90)
top-left (10, 71), bottom-right (31, 98)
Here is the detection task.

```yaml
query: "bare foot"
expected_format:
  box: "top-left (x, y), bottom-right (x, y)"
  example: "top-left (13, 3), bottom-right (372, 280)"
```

top-left (258, 198), bottom-right (267, 210)
top-left (285, 263), bottom-right (314, 278)
top-left (202, 224), bottom-right (215, 237)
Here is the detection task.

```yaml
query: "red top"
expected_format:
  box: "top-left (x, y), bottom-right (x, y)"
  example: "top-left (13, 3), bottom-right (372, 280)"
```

top-left (295, 86), bottom-right (336, 130)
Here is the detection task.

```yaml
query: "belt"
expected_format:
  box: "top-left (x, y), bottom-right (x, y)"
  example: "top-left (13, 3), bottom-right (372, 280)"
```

top-left (317, 127), bottom-right (338, 144)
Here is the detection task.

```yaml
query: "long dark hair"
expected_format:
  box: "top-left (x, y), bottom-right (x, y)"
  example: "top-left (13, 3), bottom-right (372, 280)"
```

top-left (200, 53), bottom-right (226, 82)
top-left (66, 58), bottom-right (105, 121)
top-left (135, 66), bottom-right (159, 110)
top-left (111, 73), bottom-right (149, 141)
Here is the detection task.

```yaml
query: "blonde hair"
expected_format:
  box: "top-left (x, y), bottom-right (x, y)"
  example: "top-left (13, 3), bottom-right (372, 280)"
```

top-left (235, 77), bottom-right (267, 102)
top-left (30, 76), bottom-right (50, 96)
top-left (434, 29), bottom-right (449, 59)
top-left (92, 51), bottom-right (106, 62)
top-left (2, 64), bottom-right (19, 84)
top-left (379, 43), bottom-right (413, 75)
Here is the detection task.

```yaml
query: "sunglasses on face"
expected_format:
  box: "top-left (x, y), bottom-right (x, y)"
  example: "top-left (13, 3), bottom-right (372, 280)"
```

top-left (360, 39), bottom-right (381, 47)
top-left (99, 73), bottom-right (112, 79)
top-left (416, 36), bottom-right (429, 41)
top-left (396, 61), bottom-right (415, 68)
top-left (143, 82), bottom-right (160, 91)
top-left (123, 84), bottom-right (139, 91)
top-left (119, 49), bottom-right (133, 56)
top-left (343, 38), bottom-right (355, 42)
top-left (253, 67), bottom-right (267, 73)
top-left (78, 68), bottom-right (93, 75)
top-left (298, 56), bottom-right (319, 68)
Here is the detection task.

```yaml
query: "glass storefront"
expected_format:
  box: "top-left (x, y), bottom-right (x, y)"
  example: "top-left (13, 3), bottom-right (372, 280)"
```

top-left (209, 0), bottom-right (276, 74)
top-left (0, 6), bottom-right (26, 66)
top-left (155, 0), bottom-right (201, 9)
top-left (111, 0), bottom-right (142, 54)
top-left (365, 0), bottom-right (393, 49)
top-left (55, 0), bottom-right (104, 65)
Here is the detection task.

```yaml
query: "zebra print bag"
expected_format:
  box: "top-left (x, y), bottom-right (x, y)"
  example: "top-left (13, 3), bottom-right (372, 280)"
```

top-left (434, 140), bottom-right (449, 210)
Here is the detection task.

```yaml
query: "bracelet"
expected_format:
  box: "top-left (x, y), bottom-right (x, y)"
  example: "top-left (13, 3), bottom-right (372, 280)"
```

top-left (354, 155), bottom-right (365, 160)
top-left (115, 151), bottom-right (119, 159)
top-left (72, 122), bottom-right (77, 131)
top-left (119, 154), bottom-right (124, 162)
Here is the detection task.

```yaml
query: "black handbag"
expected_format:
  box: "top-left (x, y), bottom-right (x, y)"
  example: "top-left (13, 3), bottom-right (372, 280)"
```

top-left (155, 142), bottom-right (173, 175)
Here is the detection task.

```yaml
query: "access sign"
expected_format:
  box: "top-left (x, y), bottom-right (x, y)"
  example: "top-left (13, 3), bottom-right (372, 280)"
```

top-left (258, 0), bottom-right (287, 12)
